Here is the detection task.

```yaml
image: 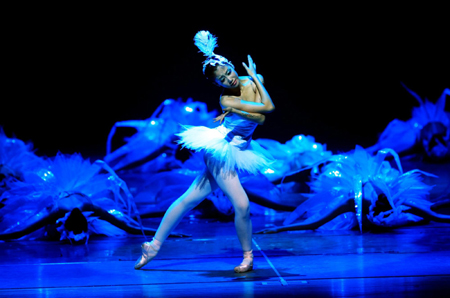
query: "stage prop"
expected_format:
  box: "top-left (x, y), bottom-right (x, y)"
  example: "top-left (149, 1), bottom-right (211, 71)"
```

top-left (2, 90), bottom-right (449, 241)
top-left (367, 86), bottom-right (450, 161)
top-left (0, 136), bottom-right (187, 241)
top-left (256, 146), bottom-right (450, 234)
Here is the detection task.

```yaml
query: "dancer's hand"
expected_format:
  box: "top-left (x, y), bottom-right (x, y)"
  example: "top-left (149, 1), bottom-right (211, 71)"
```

top-left (255, 227), bottom-right (279, 234)
top-left (242, 55), bottom-right (257, 78)
top-left (213, 107), bottom-right (233, 124)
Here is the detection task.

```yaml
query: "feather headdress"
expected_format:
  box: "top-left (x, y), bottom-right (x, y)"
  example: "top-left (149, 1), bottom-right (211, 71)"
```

top-left (194, 30), bottom-right (234, 74)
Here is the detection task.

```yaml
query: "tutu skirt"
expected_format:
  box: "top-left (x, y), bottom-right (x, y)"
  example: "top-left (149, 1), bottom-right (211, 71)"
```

top-left (176, 125), bottom-right (274, 175)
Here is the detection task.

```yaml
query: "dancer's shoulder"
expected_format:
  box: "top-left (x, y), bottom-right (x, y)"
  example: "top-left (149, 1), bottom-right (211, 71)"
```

top-left (239, 74), bottom-right (264, 85)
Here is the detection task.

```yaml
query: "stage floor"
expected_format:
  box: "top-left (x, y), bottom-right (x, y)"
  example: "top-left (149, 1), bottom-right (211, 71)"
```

top-left (1, 213), bottom-right (450, 297)
top-left (1, 158), bottom-right (449, 297)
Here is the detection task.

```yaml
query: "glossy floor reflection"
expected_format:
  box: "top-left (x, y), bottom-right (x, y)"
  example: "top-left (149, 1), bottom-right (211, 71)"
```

top-left (1, 217), bottom-right (450, 297)
top-left (1, 159), bottom-right (449, 297)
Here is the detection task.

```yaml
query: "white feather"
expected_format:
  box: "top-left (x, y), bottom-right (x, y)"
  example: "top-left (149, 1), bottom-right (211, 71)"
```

top-left (194, 30), bottom-right (217, 57)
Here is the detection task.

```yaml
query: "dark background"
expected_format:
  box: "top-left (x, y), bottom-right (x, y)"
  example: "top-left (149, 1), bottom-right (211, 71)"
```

top-left (2, 6), bottom-right (448, 159)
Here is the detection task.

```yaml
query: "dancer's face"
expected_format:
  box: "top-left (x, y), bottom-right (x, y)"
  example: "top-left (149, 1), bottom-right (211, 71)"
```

top-left (213, 65), bottom-right (239, 89)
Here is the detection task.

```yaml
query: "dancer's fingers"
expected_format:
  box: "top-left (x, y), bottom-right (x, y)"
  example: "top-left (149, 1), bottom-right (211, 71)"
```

top-left (221, 111), bottom-right (230, 124)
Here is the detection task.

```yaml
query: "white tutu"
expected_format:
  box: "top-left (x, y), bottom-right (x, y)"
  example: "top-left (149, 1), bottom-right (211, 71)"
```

top-left (176, 114), bottom-right (274, 175)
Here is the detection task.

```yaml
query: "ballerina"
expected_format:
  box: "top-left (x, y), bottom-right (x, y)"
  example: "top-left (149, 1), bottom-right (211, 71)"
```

top-left (134, 30), bottom-right (276, 273)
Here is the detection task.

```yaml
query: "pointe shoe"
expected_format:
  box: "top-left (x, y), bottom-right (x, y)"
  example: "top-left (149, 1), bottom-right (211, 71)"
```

top-left (234, 250), bottom-right (253, 273)
top-left (134, 241), bottom-right (160, 270)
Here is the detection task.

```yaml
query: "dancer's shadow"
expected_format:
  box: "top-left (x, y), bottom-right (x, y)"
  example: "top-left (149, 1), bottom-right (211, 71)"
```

top-left (141, 268), bottom-right (304, 282)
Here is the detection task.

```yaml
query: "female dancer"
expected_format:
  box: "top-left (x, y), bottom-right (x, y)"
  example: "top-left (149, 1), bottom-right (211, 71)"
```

top-left (134, 31), bottom-right (275, 273)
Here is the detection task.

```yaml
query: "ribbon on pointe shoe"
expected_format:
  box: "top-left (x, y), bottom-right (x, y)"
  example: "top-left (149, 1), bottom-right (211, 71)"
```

top-left (234, 250), bottom-right (253, 273)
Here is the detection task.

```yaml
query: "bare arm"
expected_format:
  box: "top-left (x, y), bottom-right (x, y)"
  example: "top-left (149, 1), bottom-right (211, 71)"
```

top-left (255, 197), bottom-right (356, 233)
top-left (214, 107), bottom-right (266, 125)
top-left (231, 107), bottom-right (265, 125)
top-left (244, 57), bottom-right (275, 112)
top-left (228, 107), bottom-right (266, 125)
top-left (221, 55), bottom-right (275, 114)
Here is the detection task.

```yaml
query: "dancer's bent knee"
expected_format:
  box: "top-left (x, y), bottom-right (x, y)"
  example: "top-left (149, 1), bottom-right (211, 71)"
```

top-left (234, 203), bottom-right (250, 217)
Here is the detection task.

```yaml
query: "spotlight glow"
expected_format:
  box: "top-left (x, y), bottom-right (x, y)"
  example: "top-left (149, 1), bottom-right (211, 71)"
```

top-left (264, 168), bottom-right (275, 174)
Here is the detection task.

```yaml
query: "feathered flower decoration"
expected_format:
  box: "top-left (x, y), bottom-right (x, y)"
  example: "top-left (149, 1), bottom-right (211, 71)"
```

top-left (194, 30), bottom-right (234, 74)
top-left (283, 146), bottom-right (436, 231)
top-left (0, 153), bottom-right (143, 241)
top-left (256, 134), bottom-right (332, 182)
top-left (0, 127), bottom-right (45, 184)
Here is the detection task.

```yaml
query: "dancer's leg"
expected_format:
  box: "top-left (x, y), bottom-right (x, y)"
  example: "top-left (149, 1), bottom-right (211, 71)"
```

top-left (154, 169), bottom-right (218, 243)
top-left (205, 160), bottom-right (252, 252)
top-left (134, 169), bottom-right (218, 269)
top-left (205, 160), bottom-right (254, 272)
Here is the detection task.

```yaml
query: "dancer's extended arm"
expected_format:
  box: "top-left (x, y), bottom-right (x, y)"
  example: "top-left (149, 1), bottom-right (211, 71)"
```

top-left (0, 202), bottom-right (189, 240)
top-left (403, 201), bottom-right (450, 223)
top-left (255, 197), bottom-right (357, 233)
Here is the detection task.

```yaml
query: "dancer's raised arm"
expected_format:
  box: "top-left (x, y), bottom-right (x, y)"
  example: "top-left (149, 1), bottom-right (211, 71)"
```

top-left (221, 55), bottom-right (275, 114)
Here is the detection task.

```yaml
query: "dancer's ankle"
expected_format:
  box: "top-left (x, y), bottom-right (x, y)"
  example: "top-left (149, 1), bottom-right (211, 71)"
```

top-left (151, 238), bottom-right (163, 251)
top-left (243, 249), bottom-right (253, 259)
